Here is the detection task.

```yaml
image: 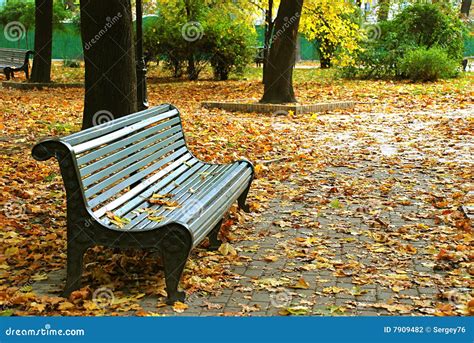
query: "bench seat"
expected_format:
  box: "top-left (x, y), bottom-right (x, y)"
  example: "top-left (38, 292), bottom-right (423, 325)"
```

top-left (32, 104), bottom-right (254, 304)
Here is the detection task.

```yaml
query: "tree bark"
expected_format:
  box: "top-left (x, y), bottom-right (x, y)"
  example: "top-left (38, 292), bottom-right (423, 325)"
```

top-left (262, 0), bottom-right (274, 84)
top-left (79, 0), bottom-right (137, 130)
top-left (461, 0), bottom-right (472, 17)
top-left (187, 56), bottom-right (198, 80)
top-left (30, 0), bottom-right (52, 83)
top-left (260, 0), bottom-right (303, 104)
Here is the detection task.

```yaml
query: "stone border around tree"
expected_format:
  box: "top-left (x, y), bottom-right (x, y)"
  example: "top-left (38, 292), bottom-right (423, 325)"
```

top-left (201, 101), bottom-right (355, 114)
top-left (2, 81), bottom-right (84, 90)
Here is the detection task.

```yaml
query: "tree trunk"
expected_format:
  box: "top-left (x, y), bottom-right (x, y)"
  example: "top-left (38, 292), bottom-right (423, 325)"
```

top-left (262, 0), bottom-right (274, 84)
top-left (320, 56), bottom-right (331, 69)
top-left (461, 0), bottom-right (472, 16)
top-left (377, 0), bottom-right (390, 21)
top-left (187, 56), bottom-right (198, 80)
top-left (30, 0), bottom-right (52, 83)
top-left (318, 37), bottom-right (334, 69)
top-left (260, 0), bottom-right (303, 104)
top-left (79, 0), bottom-right (137, 130)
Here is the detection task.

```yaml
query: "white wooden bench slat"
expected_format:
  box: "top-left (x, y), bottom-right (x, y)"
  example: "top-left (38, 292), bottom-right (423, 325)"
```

top-left (115, 162), bottom-right (210, 218)
top-left (90, 148), bottom-right (191, 210)
top-left (76, 117), bottom-right (181, 165)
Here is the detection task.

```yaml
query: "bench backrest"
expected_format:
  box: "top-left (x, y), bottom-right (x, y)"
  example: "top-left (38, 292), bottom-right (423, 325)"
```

top-left (0, 48), bottom-right (31, 67)
top-left (36, 105), bottom-right (191, 220)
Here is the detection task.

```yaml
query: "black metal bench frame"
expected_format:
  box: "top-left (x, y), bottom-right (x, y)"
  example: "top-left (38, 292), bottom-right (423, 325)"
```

top-left (32, 104), bottom-right (254, 304)
top-left (0, 48), bottom-right (33, 80)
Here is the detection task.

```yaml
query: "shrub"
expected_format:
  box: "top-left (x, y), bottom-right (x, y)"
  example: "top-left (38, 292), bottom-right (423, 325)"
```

top-left (392, 3), bottom-right (465, 60)
top-left (399, 47), bottom-right (459, 82)
top-left (341, 3), bottom-right (466, 80)
top-left (206, 11), bottom-right (255, 80)
top-left (143, 0), bottom-right (255, 81)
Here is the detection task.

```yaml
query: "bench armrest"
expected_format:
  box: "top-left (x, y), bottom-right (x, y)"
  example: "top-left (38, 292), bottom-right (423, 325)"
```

top-left (32, 139), bottom-right (72, 161)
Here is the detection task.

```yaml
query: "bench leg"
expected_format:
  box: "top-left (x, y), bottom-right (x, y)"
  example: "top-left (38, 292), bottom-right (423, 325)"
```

top-left (161, 226), bottom-right (191, 305)
top-left (62, 242), bottom-right (89, 297)
top-left (207, 219), bottom-right (223, 251)
top-left (4, 68), bottom-right (11, 80)
top-left (238, 184), bottom-right (251, 213)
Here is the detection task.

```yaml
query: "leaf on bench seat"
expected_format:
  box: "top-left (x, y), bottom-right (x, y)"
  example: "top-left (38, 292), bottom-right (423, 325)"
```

top-left (148, 215), bottom-right (165, 223)
top-left (150, 193), bottom-right (174, 199)
top-left (106, 211), bottom-right (131, 228)
top-left (148, 193), bottom-right (180, 209)
top-left (199, 172), bottom-right (210, 181)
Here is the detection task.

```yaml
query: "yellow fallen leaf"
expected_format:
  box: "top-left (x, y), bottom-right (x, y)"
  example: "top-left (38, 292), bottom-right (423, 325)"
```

top-left (323, 286), bottom-right (347, 294)
top-left (218, 242), bottom-right (237, 256)
top-left (264, 255), bottom-right (279, 262)
top-left (172, 301), bottom-right (188, 313)
top-left (58, 301), bottom-right (75, 311)
top-left (5, 247), bottom-right (19, 257)
top-left (29, 302), bottom-right (46, 313)
top-left (31, 273), bottom-right (48, 281)
top-left (83, 300), bottom-right (99, 311)
top-left (279, 306), bottom-right (310, 316)
top-left (290, 277), bottom-right (310, 289)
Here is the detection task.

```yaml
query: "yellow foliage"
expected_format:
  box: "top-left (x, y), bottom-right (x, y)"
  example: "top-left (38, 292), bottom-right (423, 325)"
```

top-left (300, 0), bottom-right (362, 66)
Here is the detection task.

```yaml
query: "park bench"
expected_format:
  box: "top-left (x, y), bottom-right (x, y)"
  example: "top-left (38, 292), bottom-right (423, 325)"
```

top-left (32, 104), bottom-right (254, 304)
top-left (0, 48), bottom-right (33, 80)
top-left (462, 56), bottom-right (473, 72)
top-left (254, 47), bottom-right (265, 67)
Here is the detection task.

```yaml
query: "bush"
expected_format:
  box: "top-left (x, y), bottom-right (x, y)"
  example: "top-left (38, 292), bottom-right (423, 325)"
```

top-left (207, 12), bottom-right (255, 80)
top-left (341, 3), bottom-right (466, 80)
top-left (143, 0), bottom-right (255, 81)
top-left (393, 3), bottom-right (465, 60)
top-left (399, 47), bottom-right (458, 82)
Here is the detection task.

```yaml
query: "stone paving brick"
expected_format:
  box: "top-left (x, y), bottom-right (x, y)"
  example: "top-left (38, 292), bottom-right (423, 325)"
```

top-left (30, 152), bottom-right (458, 317)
